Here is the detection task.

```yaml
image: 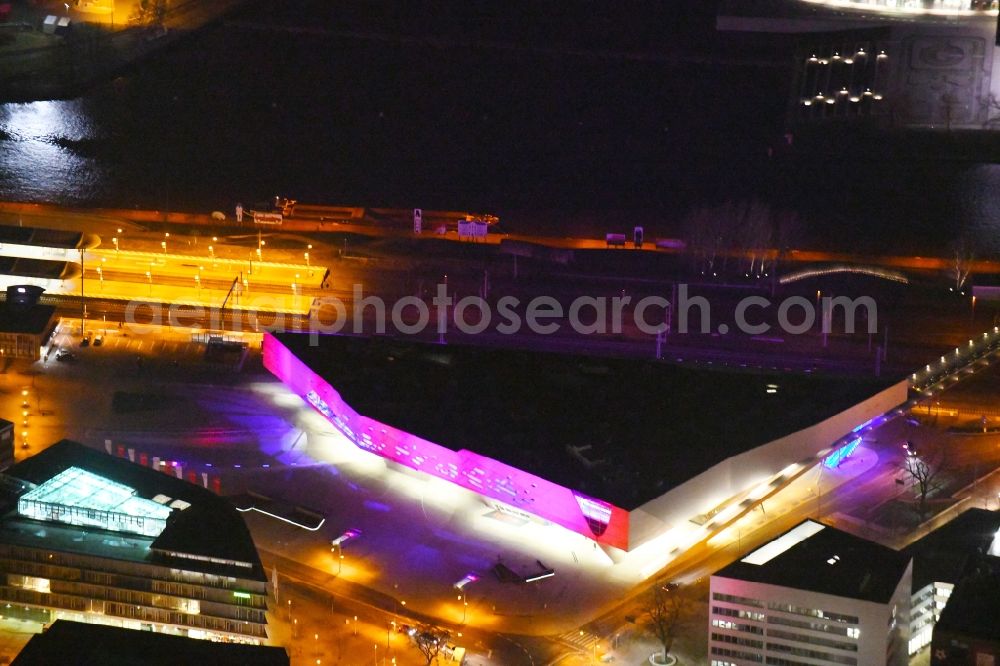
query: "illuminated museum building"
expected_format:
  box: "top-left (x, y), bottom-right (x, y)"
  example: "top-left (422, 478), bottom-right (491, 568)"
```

top-left (263, 333), bottom-right (907, 552)
top-left (0, 441), bottom-right (268, 643)
top-left (709, 520), bottom-right (912, 666)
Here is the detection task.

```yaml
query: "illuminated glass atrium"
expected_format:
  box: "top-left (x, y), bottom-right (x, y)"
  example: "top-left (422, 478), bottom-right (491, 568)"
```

top-left (17, 467), bottom-right (173, 538)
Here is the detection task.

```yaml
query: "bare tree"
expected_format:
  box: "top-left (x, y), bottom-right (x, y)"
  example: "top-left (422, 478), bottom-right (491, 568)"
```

top-left (949, 236), bottom-right (974, 291)
top-left (737, 201), bottom-right (773, 278)
top-left (409, 625), bottom-right (451, 666)
top-left (901, 440), bottom-right (949, 518)
top-left (129, 0), bottom-right (168, 26)
top-left (682, 205), bottom-right (726, 275)
top-left (682, 201), bottom-right (802, 282)
top-left (642, 582), bottom-right (692, 664)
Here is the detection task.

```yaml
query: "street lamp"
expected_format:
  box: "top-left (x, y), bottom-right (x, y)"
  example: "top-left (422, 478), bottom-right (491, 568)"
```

top-left (112, 237), bottom-right (119, 253)
top-left (161, 240), bottom-right (167, 255)
top-left (145, 271), bottom-right (152, 295)
top-left (96, 266), bottom-right (103, 290)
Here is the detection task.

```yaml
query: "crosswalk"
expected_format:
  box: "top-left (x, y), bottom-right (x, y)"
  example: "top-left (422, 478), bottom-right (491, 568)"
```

top-left (557, 629), bottom-right (602, 652)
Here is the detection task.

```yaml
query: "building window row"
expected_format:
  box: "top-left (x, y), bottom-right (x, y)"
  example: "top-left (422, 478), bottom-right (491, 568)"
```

top-left (712, 632), bottom-right (764, 649)
top-left (767, 614), bottom-right (852, 637)
top-left (712, 619), bottom-right (764, 635)
top-left (713, 593), bottom-right (764, 608)
top-left (104, 601), bottom-right (266, 638)
top-left (0, 585), bottom-right (88, 612)
top-left (766, 602), bottom-right (859, 625)
top-left (0, 558), bottom-right (266, 616)
top-left (0, 577), bottom-right (265, 628)
top-left (711, 646), bottom-right (763, 663)
top-left (714, 606), bottom-right (765, 622)
top-left (0, 546), bottom-right (253, 592)
top-left (766, 641), bottom-right (858, 665)
top-left (3, 559), bottom-right (80, 583)
top-left (767, 628), bottom-right (858, 652)
top-left (765, 657), bottom-right (814, 666)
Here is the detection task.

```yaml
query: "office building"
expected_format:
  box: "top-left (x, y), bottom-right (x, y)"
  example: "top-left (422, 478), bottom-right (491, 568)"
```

top-left (710, 520), bottom-right (912, 666)
top-left (0, 440), bottom-right (269, 643)
top-left (904, 508), bottom-right (1000, 655)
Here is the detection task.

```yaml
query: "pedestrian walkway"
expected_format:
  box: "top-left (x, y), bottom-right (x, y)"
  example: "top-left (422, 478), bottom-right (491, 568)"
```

top-left (556, 628), bottom-right (602, 653)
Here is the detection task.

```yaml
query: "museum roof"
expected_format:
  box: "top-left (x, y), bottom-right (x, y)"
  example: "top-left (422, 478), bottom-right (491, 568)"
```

top-left (271, 332), bottom-right (897, 509)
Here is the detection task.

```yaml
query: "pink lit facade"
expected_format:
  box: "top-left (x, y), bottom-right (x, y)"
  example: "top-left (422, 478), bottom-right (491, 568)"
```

top-left (263, 334), bottom-right (630, 550)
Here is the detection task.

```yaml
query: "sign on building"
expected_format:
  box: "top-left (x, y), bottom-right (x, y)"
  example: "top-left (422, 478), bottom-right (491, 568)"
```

top-left (458, 219), bottom-right (489, 240)
top-left (252, 211), bottom-right (283, 226)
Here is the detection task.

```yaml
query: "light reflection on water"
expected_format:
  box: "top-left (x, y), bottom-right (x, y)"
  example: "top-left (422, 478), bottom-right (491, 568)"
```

top-left (0, 100), bottom-right (108, 205)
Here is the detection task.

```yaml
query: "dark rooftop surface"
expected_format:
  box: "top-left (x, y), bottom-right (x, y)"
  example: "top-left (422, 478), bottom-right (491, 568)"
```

top-left (12, 620), bottom-right (288, 666)
top-left (935, 568), bottom-right (1000, 643)
top-left (0, 303), bottom-right (55, 335)
top-left (904, 509), bottom-right (1000, 590)
top-left (0, 256), bottom-right (77, 281)
top-left (0, 224), bottom-right (89, 250)
top-left (715, 520), bottom-right (911, 604)
top-left (0, 441), bottom-right (265, 582)
top-left (273, 333), bottom-right (896, 508)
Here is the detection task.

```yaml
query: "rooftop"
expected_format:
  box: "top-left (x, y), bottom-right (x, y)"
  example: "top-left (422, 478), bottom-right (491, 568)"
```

top-left (12, 620), bottom-right (288, 666)
top-left (714, 519), bottom-right (912, 604)
top-left (0, 441), bottom-right (265, 581)
top-left (0, 223), bottom-right (95, 250)
top-left (904, 508), bottom-right (1000, 590)
top-left (0, 256), bottom-right (79, 281)
top-left (0, 302), bottom-right (56, 335)
top-left (18, 466), bottom-right (174, 538)
top-left (272, 333), bottom-right (895, 509)
top-left (935, 567), bottom-right (1000, 643)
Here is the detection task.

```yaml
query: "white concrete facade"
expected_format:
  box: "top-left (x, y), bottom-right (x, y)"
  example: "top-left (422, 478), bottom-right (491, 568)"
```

top-left (630, 379), bottom-right (908, 549)
top-left (709, 561), bottom-right (913, 666)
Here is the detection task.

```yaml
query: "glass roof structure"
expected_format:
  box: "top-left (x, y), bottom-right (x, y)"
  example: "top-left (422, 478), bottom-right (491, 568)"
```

top-left (17, 467), bottom-right (174, 538)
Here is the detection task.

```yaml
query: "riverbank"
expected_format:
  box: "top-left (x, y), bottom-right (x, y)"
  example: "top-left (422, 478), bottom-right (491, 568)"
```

top-left (0, 0), bottom-right (247, 102)
top-left (0, 199), bottom-right (995, 279)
